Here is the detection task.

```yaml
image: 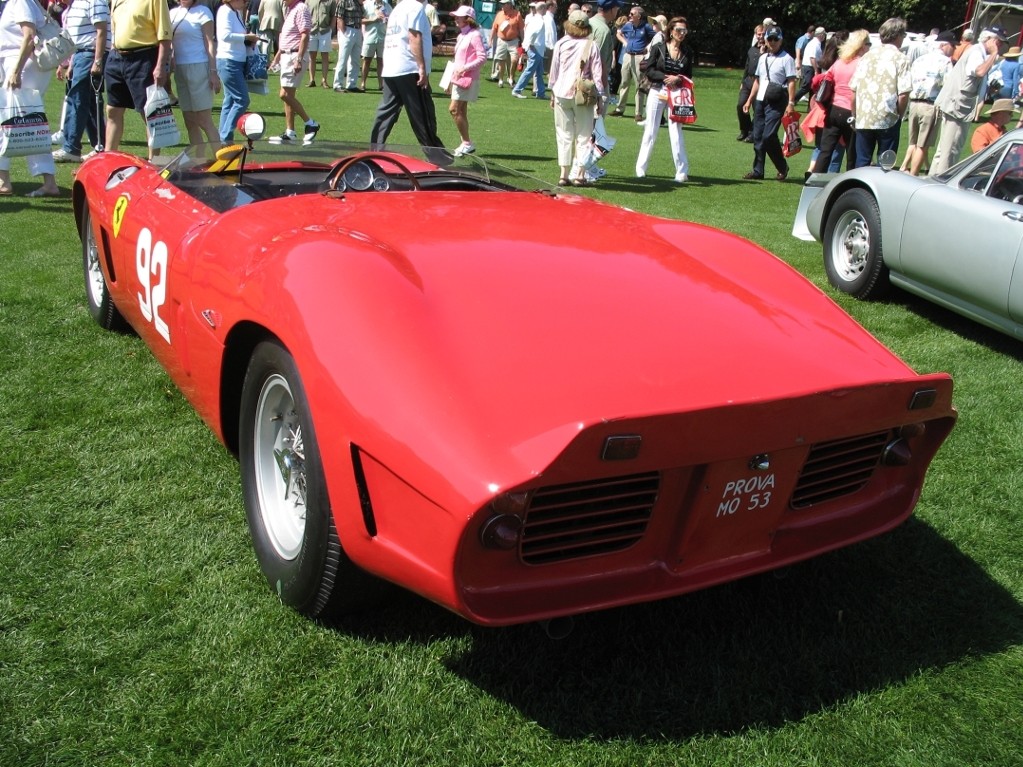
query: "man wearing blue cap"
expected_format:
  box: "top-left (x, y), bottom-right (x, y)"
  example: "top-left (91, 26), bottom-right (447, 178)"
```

top-left (930, 25), bottom-right (1007, 175)
top-left (590, 0), bottom-right (621, 102)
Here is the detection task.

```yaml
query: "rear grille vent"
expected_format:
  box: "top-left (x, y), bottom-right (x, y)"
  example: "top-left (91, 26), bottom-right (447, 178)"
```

top-left (790, 431), bottom-right (890, 509)
top-left (520, 472), bottom-right (660, 565)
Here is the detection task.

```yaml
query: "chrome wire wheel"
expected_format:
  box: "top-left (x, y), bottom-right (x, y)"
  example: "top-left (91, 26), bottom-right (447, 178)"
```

top-left (252, 372), bottom-right (307, 561)
top-left (84, 219), bottom-right (106, 308)
top-left (830, 208), bottom-right (871, 282)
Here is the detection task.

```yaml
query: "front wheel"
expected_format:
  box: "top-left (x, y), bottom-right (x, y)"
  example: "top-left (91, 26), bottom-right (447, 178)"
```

top-left (239, 340), bottom-right (384, 619)
top-left (81, 208), bottom-right (126, 330)
top-left (822, 188), bottom-right (889, 299)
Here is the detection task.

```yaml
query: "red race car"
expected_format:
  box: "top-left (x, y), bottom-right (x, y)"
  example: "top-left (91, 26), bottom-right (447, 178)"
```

top-left (73, 138), bottom-right (956, 627)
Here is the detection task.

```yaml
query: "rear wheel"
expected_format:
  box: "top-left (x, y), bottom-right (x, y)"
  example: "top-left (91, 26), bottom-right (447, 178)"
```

top-left (822, 188), bottom-right (889, 299)
top-left (81, 208), bottom-right (126, 330)
top-left (239, 340), bottom-right (384, 619)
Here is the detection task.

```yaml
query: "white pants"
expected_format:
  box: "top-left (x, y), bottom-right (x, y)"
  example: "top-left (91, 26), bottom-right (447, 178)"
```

top-left (635, 88), bottom-right (688, 181)
top-left (333, 28), bottom-right (363, 89)
top-left (553, 95), bottom-right (595, 171)
top-left (0, 56), bottom-right (57, 177)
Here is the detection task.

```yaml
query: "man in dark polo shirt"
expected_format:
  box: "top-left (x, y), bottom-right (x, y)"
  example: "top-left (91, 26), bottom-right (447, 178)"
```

top-left (105, 0), bottom-right (172, 158)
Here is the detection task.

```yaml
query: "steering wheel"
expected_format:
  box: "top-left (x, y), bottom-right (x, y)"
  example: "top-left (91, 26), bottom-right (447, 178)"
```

top-left (325, 153), bottom-right (420, 192)
top-left (992, 166), bottom-right (1023, 201)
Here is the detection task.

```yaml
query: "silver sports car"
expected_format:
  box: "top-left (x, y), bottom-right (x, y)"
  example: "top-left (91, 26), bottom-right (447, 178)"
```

top-left (798, 130), bottom-right (1023, 341)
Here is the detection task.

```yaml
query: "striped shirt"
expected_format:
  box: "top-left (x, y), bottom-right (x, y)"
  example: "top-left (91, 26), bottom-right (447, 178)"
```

top-left (63, 0), bottom-right (110, 50)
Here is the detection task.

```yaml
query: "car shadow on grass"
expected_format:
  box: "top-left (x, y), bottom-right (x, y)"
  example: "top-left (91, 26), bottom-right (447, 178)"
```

top-left (339, 517), bottom-right (1023, 740)
top-left (891, 291), bottom-right (1023, 359)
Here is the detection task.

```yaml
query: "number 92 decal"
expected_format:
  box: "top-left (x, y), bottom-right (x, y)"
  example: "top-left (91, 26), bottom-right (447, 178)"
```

top-left (136, 227), bottom-right (171, 343)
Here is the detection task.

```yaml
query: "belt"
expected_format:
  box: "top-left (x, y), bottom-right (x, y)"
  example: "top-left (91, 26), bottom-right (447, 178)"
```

top-left (114, 44), bottom-right (158, 54)
top-left (911, 98), bottom-right (935, 103)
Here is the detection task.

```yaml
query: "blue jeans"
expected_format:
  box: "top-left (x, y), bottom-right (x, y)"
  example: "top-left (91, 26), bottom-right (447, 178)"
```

top-left (751, 99), bottom-right (787, 177)
top-left (217, 57), bottom-right (250, 143)
top-left (513, 47), bottom-right (545, 97)
top-left (854, 122), bottom-right (900, 168)
top-left (62, 50), bottom-right (104, 155)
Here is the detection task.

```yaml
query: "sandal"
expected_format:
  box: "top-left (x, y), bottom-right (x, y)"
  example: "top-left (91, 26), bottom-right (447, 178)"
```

top-left (557, 177), bottom-right (569, 186)
top-left (0, 187), bottom-right (13, 196)
top-left (571, 178), bottom-right (593, 187)
top-left (26, 187), bottom-right (61, 198)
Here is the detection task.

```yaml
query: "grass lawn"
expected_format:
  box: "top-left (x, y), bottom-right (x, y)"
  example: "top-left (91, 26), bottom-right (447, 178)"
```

top-left (1, 64), bottom-right (1022, 766)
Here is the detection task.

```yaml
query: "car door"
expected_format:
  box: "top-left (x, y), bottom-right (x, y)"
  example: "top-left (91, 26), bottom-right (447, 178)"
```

top-left (104, 167), bottom-right (212, 387)
top-left (897, 142), bottom-right (1023, 321)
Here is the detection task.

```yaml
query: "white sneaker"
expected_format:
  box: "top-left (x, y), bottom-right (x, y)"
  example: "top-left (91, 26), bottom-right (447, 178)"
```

top-left (52, 149), bottom-right (82, 163)
top-left (453, 141), bottom-right (476, 157)
top-left (83, 149), bottom-right (100, 160)
top-left (303, 121), bottom-right (320, 144)
top-left (513, 91), bottom-right (527, 99)
top-left (50, 130), bottom-right (64, 145)
top-left (268, 130), bottom-right (298, 144)
top-left (675, 174), bottom-right (688, 183)
top-left (498, 80), bottom-right (504, 88)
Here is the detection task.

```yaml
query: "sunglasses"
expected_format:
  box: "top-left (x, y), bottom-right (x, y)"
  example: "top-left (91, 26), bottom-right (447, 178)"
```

top-left (766, 35), bottom-right (782, 41)
top-left (673, 27), bottom-right (688, 33)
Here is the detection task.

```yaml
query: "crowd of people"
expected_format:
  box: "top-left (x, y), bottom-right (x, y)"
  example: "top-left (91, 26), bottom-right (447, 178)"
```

top-left (2, 0), bottom-right (1021, 196)
top-left (740, 15), bottom-right (1022, 181)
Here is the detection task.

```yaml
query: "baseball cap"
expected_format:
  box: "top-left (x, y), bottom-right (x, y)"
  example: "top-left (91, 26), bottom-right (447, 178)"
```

top-left (765, 25), bottom-right (783, 40)
top-left (597, 0), bottom-right (623, 8)
top-left (935, 30), bottom-right (956, 44)
top-left (814, 26), bottom-right (826, 35)
top-left (985, 25), bottom-right (1009, 42)
top-left (451, 4), bottom-right (475, 17)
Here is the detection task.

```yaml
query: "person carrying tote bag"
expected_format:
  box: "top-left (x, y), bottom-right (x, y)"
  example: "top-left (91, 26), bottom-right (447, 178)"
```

top-left (0, 0), bottom-right (60, 196)
top-left (635, 16), bottom-right (693, 183)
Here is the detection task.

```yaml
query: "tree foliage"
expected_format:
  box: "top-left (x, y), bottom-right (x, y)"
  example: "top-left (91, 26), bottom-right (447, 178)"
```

top-left (661, 0), bottom-right (967, 65)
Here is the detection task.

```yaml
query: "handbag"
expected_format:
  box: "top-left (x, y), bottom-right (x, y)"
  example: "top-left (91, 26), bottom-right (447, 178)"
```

top-left (782, 111), bottom-right (802, 157)
top-left (814, 70), bottom-right (834, 107)
top-left (0, 87), bottom-right (50, 157)
top-left (638, 54), bottom-right (652, 94)
top-left (244, 50), bottom-right (269, 81)
top-left (34, 18), bottom-right (76, 71)
top-left (667, 76), bottom-right (696, 123)
top-left (574, 40), bottom-right (598, 107)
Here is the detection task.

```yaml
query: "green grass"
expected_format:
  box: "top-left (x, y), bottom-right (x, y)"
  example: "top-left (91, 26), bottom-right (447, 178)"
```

top-left (2, 65), bottom-right (1022, 766)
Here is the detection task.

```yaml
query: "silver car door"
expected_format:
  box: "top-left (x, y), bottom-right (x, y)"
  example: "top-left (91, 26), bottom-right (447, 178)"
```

top-left (899, 143), bottom-right (1023, 319)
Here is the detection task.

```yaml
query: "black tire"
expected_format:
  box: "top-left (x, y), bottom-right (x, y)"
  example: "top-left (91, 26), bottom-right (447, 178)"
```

top-left (239, 340), bottom-right (384, 619)
top-left (822, 188), bottom-right (890, 299)
top-left (81, 208), bottom-right (127, 330)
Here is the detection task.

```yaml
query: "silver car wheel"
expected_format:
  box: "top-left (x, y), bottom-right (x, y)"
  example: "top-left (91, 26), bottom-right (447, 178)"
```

top-left (830, 209), bottom-right (870, 282)
top-left (252, 373), bottom-right (307, 561)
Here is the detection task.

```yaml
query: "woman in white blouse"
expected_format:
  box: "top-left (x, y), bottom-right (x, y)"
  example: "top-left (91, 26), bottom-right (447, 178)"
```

top-left (547, 10), bottom-right (604, 186)
top-left (172, 0), bottom-right (221, 145)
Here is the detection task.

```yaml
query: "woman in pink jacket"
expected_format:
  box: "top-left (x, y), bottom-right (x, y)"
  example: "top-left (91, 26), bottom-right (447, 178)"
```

top-left (447, 6), bottom-right (486, 157)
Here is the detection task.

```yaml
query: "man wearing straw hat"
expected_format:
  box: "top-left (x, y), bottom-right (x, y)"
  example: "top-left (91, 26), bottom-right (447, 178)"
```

top-left (971, 98), bottom-right (1016, 152)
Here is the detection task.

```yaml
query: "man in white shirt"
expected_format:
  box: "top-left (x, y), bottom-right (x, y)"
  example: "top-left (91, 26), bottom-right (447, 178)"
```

top-left (794, 26), bottom-right (824, 102)
top-left (511, 1), bottom-right (546, 98)
top-left (369, 0), bottom-right (449, 161)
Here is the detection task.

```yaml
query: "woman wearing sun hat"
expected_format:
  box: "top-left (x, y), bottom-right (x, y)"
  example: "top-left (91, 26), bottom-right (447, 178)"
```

top-left (548, 9), bottom-right (604, 185)
top-left (447, 5), bottom-right (486, 157)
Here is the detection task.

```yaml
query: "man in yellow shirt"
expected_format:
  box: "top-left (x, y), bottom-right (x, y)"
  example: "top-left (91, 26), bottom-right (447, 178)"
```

top-left (105, 0), bottom-right (172, 157)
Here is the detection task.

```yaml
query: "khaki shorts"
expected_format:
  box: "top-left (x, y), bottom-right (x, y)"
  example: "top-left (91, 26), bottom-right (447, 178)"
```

top-left (173, 61), bottom-right (214, 112)
top-left (494, 38), bottom-right (519, 61)
top-left (308, 30), bottom-right (332, 53)
top-left (278, 51), bottom-right (310, 89)
top-left (907, 100), bottom-right (940, 148)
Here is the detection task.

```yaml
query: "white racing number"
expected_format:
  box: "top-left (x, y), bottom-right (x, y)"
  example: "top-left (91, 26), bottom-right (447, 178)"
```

top-left (715, 474), bottom-right (775, 518)
top-left (136, 227), bottom-right (171, 343)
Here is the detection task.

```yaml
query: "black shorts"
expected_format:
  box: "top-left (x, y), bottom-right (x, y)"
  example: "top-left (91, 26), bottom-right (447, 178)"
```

top-left (105, 47), bottom-right (159, 113)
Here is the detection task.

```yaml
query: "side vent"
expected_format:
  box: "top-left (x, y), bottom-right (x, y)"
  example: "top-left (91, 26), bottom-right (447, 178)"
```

top-left (790, 431), bottom-right (890, 509)
top-left (520, 472), bottom-right (660, 565)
